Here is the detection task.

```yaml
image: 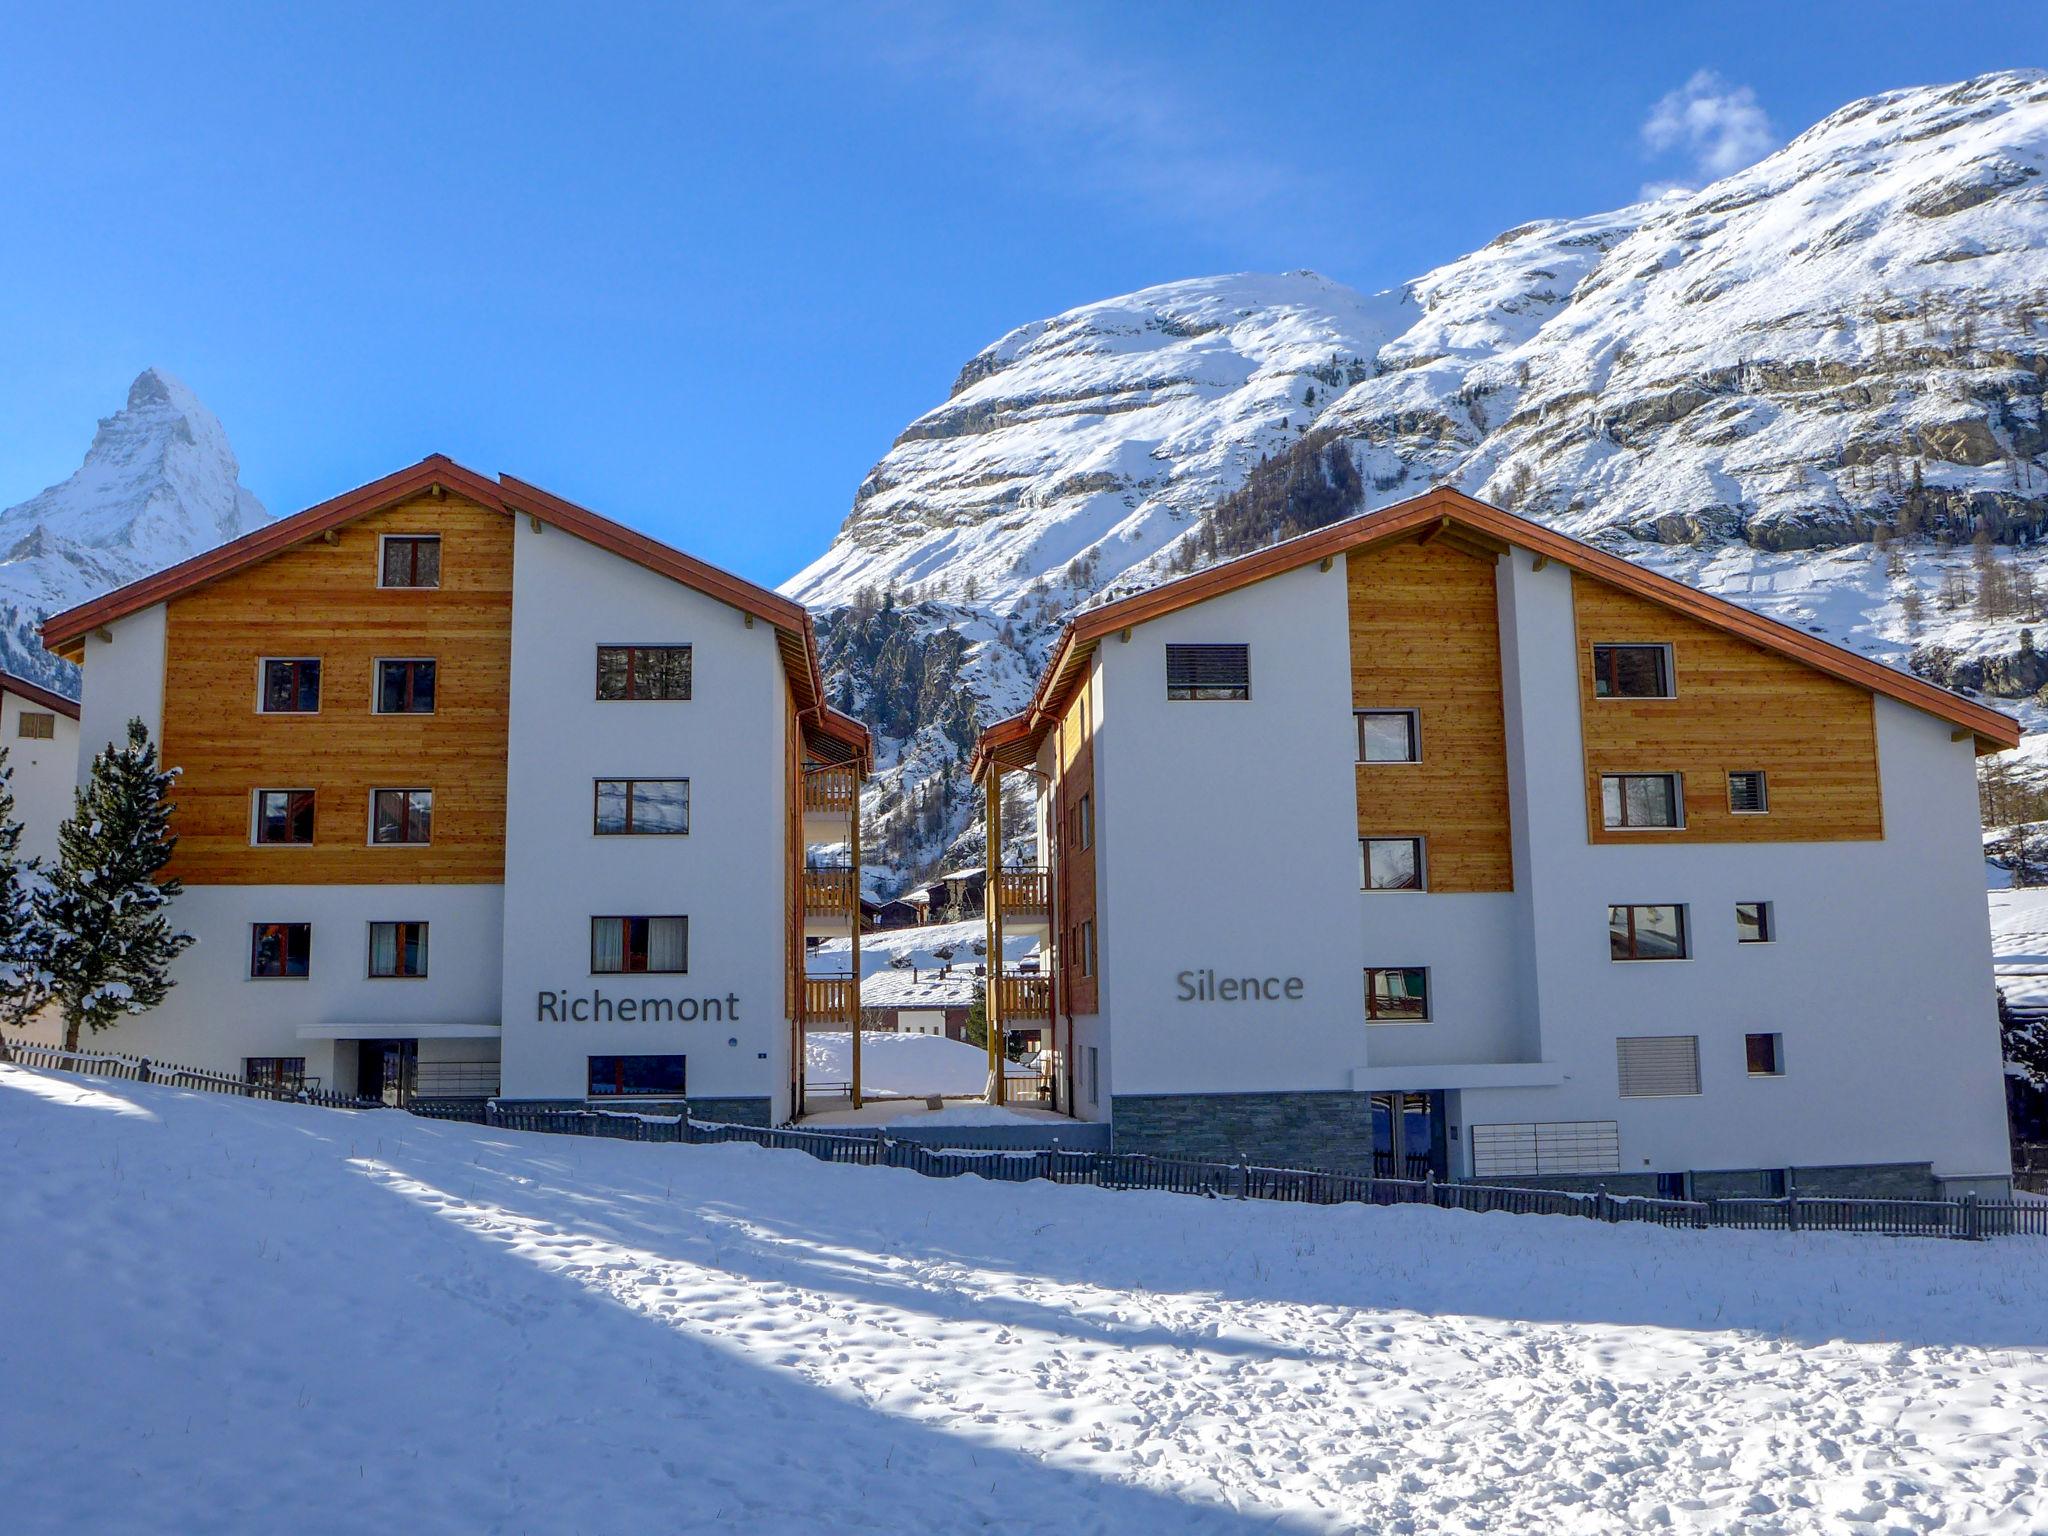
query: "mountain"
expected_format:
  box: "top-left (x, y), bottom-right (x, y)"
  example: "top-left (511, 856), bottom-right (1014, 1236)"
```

top-left (0, 369), bottom-right (270, 692)
top-left (787, 70), bottom-right (2048, 885)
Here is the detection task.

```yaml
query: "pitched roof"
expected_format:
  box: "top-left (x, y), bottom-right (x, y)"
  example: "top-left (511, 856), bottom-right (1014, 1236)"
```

top-left (971, 485), bottom-right (2021, 776)
top-left (40, 454), bottom-right (869, 769)
top-left (0, 669), bottom-right (79, 720)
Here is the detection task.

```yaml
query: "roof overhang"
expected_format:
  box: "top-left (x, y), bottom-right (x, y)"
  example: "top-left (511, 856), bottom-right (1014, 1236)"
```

top-left (971, 485), bottom-right (2022, 774)
top-left (0, 669), bottom-right (81, 719)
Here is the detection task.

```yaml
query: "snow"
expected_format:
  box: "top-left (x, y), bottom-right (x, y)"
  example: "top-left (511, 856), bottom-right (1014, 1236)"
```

top-left (804, 1029), bottom-right (1030, 1098)
top-left (6, 1065), bottom-right (2048, 1534)
top-left (1989, 883), bottom-right (2048, 1015)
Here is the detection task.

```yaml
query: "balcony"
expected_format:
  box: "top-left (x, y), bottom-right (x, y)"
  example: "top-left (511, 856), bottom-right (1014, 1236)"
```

top-left (804, 974), bottom-right (856, 1024)
top-left (803, 763), bottom-right (859, 819)
top-left (995, 972), bottom-right (1051, 1022)
top-left (803, 863), bottom-right (857, 912)
top-left (993, 868), bottom-right (1049, 917)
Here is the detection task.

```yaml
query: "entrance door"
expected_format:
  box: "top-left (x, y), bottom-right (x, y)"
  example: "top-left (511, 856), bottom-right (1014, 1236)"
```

top-left (1370, 1091), bottom-right (1447, 1179)
top-left (357, 1039), bottom-right (419, 1106)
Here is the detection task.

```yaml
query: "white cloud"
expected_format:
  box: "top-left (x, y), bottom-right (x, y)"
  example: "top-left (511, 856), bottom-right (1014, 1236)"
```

top-left (1640, 70), bottom-right (1780, 195)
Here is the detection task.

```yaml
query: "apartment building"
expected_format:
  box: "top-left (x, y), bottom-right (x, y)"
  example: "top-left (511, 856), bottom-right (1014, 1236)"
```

top-left (42, 456), bottom-right (868, 1119)
top-left (972, 487), bottom-right (2020, 1197)
top-left (0, 670), bottom-right (81, 863)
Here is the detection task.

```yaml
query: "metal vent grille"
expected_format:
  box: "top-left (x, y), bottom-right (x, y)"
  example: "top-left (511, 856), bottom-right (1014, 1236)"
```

top-left (1470, 1121), bottom-right (1620, 1177)
top-left (1166, 644), bottom-right (1250, 700)
top-left (1616, 1035), bottom-right (1702, 1098)
top-left (1728, 770), bottom-right (1769, 813)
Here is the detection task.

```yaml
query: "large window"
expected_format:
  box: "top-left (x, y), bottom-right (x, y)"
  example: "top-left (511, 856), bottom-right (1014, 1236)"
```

top-left (1165, 644), bottom-right (1250, 701)
top-left (260, 658), bottom-right (321, 713)
top-left (244, 1057), bottom-right (307, 1090)
top-left (254, 789), bottom-right (316, 846)
top-left (596, 645), bottom-right (693, 701)
top-left (1364, 967), bottom-right (1429, 1022)
top-left (588, 1054), bottom-right (687, 1099)
top-left (1600, 773), bottom-right (1683, 830)
top-left (594, 778), bottom-right (690, 835)
top-left (1361, 836), bottom-right (1425, 891)
top-left (379, 534), bottom-right (441, 588)
top-left (18, 711), bottom-right (54, 740)
top-left (250, 922), bottom-right (311, 979)
top-left (1356, 709), bottom-right (1420, 763)
top-left (1616, 1035), bottom-right (1701, 1097)
top-left (591, 916), bottom-right (689, 974)
top-left (376, 658), bottom-right (437, 714)
top-left (371, 788), bottom-right (434, 845)
top-left (1590, 644), bottom-right (1673, 699)
top-left (368, 921), bottom-right (429, 979)
top-left (1609, 904), bottom-right (1688, 961)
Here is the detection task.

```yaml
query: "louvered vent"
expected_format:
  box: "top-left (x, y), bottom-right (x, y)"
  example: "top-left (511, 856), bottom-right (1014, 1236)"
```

top-left (1728, 770), bottom-right (1769, 813)
top-left (1616, 1035), bottom-right (1702, 1098)
top-left (1165, 644), bottom-right (1250, 700)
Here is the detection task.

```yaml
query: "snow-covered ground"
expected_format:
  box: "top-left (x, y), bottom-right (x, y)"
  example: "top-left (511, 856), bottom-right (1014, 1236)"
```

top-left (6, 1065), bottom-right (2048, 1534)
top-left (804, 1028), bottom-right (1032, 1098)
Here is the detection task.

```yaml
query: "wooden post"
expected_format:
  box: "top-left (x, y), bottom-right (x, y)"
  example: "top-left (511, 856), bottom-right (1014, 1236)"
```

top-left (986, 760), bottom-right (1005, 1106)
top-left (850, 768), bottom-right (863, 1111)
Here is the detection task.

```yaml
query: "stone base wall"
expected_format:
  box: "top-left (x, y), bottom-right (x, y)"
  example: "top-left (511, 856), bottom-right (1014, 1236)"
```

top-left (686, 1096), bottom-right (773, 1127)
top-left (1112, 1091), bottom-right (1375, 1172)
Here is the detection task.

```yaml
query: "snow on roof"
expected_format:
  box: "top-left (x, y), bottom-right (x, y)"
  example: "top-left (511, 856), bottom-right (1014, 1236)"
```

top-left (859, 968), bottom-right (978, 1009)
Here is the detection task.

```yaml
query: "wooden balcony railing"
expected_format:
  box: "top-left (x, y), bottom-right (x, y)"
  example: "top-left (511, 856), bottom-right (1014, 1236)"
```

top-left (802, 864), bottom-right (858, 914)
top-left (803, 764), bottom-right (859, 817)
top-left (804, 975), bottom-right (856, 1022)
top-left (993, 868), bottom-right (1049, 915)
top-left (995, 973), bottom-right (1051, 1021)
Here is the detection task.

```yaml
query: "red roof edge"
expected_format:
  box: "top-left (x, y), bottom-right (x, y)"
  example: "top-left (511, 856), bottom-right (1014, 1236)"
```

top-left (0, 669), bottom-right (80, 719)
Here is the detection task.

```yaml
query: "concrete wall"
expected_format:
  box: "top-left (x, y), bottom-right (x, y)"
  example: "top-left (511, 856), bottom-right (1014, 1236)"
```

top-left (496, 517), bottom-right (793, 1114)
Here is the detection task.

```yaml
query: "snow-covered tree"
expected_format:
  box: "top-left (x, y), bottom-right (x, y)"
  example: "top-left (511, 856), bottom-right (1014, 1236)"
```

top-left (0, 746), bottom-right (51, 1032)
top-left (42, 719), bottom-right (193, 1051)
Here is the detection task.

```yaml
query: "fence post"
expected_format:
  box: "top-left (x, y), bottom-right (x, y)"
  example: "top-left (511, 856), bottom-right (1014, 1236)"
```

top-left (1236, 1153), bottom-right (1250, 1201)
top-left (1783, 1183), bottom-right (1800, 1233)
top-left (1962, 1191), bottom-right (1982, 1242)
top-left (137, 1057), bottom-right (153, 1086)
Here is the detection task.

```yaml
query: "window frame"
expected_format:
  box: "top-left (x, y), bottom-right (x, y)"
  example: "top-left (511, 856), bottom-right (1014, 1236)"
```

top-left (587, 1053), bottom-right (688, 1100)
top-left (367, 920), bottom-right (430, 980)
top-left (1078, 918), bottom-right (1096, 979)
top-left (1364, 966), bottom-right (1431, 1024)
top-left (595, 644), bottom-right (694, 702)
top-left (1744, 1032), bottom-right (1786, 1077)
top-left (1073, 792), bottom-right (1094, 851)
top-left (244, 1056), bottom-right (307, 1090)
top-left (249, 921), bottom-right (312, 980)
top-left (1608, 903), bottom-right (1690, 962)
top-left (589, 915), bottom-right (691, 975)
top-left (1727, 769), bottom-right (1770, 815)
top-left (1360, 835), bottom-right (1427, 891)
top-left (377, 533), bottom-right (442, 590)
top-left (257, 656), bottom-right (323, 715)
top-left (1164, 643), bottom-right (1250, 702)
top-left (373, 657), bottom-right (438, 715)
top-left (369, 787), bottom-right (435, 846)
top-left (1355, 708), bottom-right (1421, 764)
top-left (1589, 643), bottom-right (1676, 700)
top-left (17, 710), bottom-right (55, 740)
top-left (251, 788), bottom-right (317, 847)
top-left (593, 778), bottom-right (691, 836)
top-left (1736, 900), bottom-right (1775, 944)
top-left (1616, 1034), bottom-right (1703, 1097)
top-left (1599, 772), bottom-right (1686, 831)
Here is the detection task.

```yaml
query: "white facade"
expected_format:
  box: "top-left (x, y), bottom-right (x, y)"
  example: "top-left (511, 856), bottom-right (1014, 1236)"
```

top-left (1023, 546), bottom-right (2013, 1191)
top-left (0, 679), bottom-right (82, 864)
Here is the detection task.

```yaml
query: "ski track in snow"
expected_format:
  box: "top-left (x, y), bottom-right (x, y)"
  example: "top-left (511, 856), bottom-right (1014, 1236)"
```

top-left (4, 1066), bottom-right (2046, 1534)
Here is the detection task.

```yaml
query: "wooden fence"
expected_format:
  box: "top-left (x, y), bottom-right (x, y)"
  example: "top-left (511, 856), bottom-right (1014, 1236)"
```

top-left (1, 1039), bottom-right (383, 1110)
top-left (994, 973), bottom-right (1051, 1020)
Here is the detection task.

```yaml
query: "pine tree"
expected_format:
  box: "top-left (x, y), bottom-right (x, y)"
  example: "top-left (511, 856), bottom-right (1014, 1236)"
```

top-left (41, 719), bottom-right (194, 1051)
top-left (0, 746), bottom-right (51, 1034)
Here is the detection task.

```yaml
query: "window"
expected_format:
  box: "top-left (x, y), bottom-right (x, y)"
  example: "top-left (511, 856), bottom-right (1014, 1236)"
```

top-left (1356, 709), bottom-right (1420, 763)
top-left (1073, 793), bottom-right (1093, 851)
top-left (1616, 1035), bottom-right (1701, 1097)
top-left (250, 922), bottom-right (311, 979)
top-left (371, 788), bottom-right (433, 845)
top-left (1736, 901), bottom-right (1774, 944)
top-left (596, 645), bottom-right (693, 701)
top-left (1601, 773), bottom-right (1684, 830)
top-left (253, 789), bottom-right (316, 846)
top-left (379, 534), bottom-right (441, 588)
top-left (376, 659), bottom-right (437, 714)
top-left (368, 921), bottom-right (429, 979)
top-left (591, 916), bottom-right (689, 974)
top-left (244, 1057), bottom-right (306, 1090)
top-left (1728, 770), bottom-right (1769, 814)
top-left (17, 711), bottom-right (54, 740)
top-left (1591, 644), bottom-right (1673, 699)
top-left (588, 1054), bottom-right (687, 1099)
top-left (260, 658), bottom-right (321, 713)
top-left (1361, 836), bottom-right (1425, 891)
top-left (594, 778), bottom-right (689, 835)
top-left (1166, 643), bottom-right (1249, 700)
top-left (1745, 1032), bottom-right (1785, 1077)
top-left (1364, 967), bottom-right (1429, 1022)
top-left (1079, 919), bottom-right (1096, 978)
top-left (1609, 904), bottom-right (1688, 961)
top-left (1087, 1045), bottom-right (1100, 1106)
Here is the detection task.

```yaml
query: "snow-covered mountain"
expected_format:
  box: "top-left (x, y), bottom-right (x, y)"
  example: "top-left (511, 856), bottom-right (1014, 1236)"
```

top-left (0, 369), bottom-right (270, 692)
top-left (788, 70), bottom-right (2048, 884)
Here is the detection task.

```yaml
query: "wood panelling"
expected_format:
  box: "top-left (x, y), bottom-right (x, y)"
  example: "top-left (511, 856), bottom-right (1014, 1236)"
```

top-left (1572, 573), bottom-right (1882, 843)
top-left (1055, 671), bottom-right (1098, 1016)
top-left (160, 495), bottom-right (513, 884)
top-left (1347, 538), bottom-right (1515, 893)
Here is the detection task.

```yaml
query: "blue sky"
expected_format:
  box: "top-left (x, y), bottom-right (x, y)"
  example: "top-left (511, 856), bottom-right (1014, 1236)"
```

top-left (0, 2), bottom-right (2031, 586)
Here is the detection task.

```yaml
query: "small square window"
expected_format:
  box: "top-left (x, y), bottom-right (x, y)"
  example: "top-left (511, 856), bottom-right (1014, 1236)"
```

top-left (371, 788), bottom-right (434, 845)
top-left (1728, 770), bottom-right (1769, 814)
top-left (1601, 773), bottom-right (1683, 829)
top-left (379, 535), bottom-right (441, 588)
top-left (376, 659), bottom-right (437, 714)
top-left (368, 921), bottom-right (429, 978)
top-left (254, 789), bottom-right (316, 846)
top-left (1165, 644), bottom-right (1249, 701)
top-left (250, 922), bottom-right (312, 979)
top-left (1591, 644), bottom-right (1674, 699)
top-left (1736, 901), bottom-right (1774, 943)
top-left (1365, 966), bottom-right (1429, 1022)
top-left (1610, 904), bottom-right (1688, 960)
top-left (17, 711), bottom-right (55, 740)
top-left (1361, 837), bottom-right (1425, 890)
top-left (1745, 1032), bottom-right (1784, 1076)
top-left (1357, 709), bottom-right (1420, 763)
top-left (260, 658), bottom-right (321, 713)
